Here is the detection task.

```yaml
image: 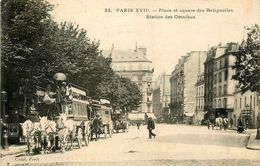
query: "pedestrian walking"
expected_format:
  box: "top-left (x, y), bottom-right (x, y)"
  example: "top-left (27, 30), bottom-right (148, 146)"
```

top-left (147, 117), bottom-right (156, 139)
top-left (137, 121), bottom-right (140, 130)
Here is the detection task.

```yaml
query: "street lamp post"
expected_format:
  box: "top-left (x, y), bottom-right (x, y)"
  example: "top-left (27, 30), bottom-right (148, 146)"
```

top-left (1, 90), bottom-right (9, 150)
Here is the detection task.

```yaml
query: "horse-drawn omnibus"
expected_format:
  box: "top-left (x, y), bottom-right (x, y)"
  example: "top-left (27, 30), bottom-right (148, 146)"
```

top-left (112, 109), bottom-right (128, 133)
top-left (55, 84), bottom-right (92, 150)
top-left (20, 83), bottom-right (92, 154)
top-left (91, 99), bottom-right (113, 139)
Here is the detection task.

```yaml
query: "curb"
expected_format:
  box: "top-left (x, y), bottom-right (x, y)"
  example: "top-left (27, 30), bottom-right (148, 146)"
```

top-left (246, 133), bottom-right (260, 150)
top-left (0, 148), bottom-right (27, 157)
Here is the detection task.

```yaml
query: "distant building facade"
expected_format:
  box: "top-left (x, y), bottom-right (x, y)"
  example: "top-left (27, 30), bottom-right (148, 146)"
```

top-left (233, 88), bottom-right (259, 129)
top-left (107, 45), bottom-right (154, 113)
top-left (195, 51), bottom-right (207, 123)
top-left (212, 43), bottom-right (238, 120)
top-left (170, 51), bottom-right (207, 123)
top-left (183, 51), bottom-right (207, 121)
top-left (153, 73), bottom-right (171, 120)
top-left (170, 56), bottom-right (186, 122)
top-left (204, 47), bottom-right (216, 120)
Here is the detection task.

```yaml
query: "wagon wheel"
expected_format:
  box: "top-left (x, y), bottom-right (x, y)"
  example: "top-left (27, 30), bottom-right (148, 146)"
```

top-left (104, 126), bottom-right (108, 139)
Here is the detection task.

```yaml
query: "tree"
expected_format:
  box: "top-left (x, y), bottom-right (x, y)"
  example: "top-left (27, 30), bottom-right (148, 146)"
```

top-left (1, 0), bottom-right (140, 118)
top-left (1, 0), bottom-right (113, 114)
top-left (232, 24), bottom-right (260, 93)
top-left (1, 0), bottom-right (54, 114)
top-left (232, 24), bottom-right (260, 139)
top-left (96, 75), bottom-right (142, 112)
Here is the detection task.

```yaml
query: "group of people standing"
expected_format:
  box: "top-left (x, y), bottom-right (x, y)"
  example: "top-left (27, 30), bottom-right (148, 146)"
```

top-left (207, 117), bottom-right (245, 133)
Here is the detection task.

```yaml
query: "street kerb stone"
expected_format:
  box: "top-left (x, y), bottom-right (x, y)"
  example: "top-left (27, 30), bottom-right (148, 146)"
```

top-left (247, 133), bottom-right (260, 150)
top-left (10, 159), bottom-right (260, 166)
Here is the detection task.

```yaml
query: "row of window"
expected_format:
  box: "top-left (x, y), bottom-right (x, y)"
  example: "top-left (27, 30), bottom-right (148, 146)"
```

top-left (214, 70), bottom-right (228, 84)
top-left (213, 84), bottom-right (227, 97)
top-left (235, 95), bottom-right (256, 110)
top-left (196, 98), bottom-right (204, 109)
top-left (66, 102), bottom-right (89, 116)
top-left (113, 63), bottom-right (151, 71)
top-left (196, 86), bottom-right (204, 97)
top-left (213, 98), bottom-right (227, 108)
top-left (214, 56), bottom-right (228, 71)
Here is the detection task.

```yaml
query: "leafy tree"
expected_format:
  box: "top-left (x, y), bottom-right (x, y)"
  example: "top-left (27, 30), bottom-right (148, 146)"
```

top-left (48, 21), bottom-right (114, 97)
top-left (1, 0), bottom-right (141, 117)
top-left (1, 0), bottom-right (54, 113)
top-left (96, 75), bottom-right (142, 112)
top-left (233, 24), bottom-right (260, 93)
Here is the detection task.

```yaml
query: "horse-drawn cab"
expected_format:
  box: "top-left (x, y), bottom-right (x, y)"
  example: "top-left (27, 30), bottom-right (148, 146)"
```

top-left (91, 99), bottom-right (113, 139)
top-left (112, 109), bottom-right (128, 133)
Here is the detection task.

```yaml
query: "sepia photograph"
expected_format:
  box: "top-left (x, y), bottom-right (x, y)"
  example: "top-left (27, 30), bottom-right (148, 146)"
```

top-left (1, 0), bottom-right (260, 165)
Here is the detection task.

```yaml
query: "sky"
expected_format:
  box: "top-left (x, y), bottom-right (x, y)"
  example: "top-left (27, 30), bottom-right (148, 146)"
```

top-left (48, 0), bottom-right (260, 78)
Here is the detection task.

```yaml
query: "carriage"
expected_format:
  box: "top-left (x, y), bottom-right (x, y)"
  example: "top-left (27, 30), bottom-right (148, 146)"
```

top-left (91, 99), bottom-right (113, 139)
top-left (53, 84), bottom-right (92, 151)
top-left (20, 83), bottom-right (92, 154)
top-left (112, 109), bottom-right (128, 133)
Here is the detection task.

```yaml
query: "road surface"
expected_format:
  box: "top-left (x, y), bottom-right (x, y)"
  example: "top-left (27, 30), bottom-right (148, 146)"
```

top-left (1, 124), bottom-right (260, 166)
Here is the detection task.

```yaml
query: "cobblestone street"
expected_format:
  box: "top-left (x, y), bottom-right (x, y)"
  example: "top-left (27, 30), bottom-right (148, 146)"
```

top-left (11, 159), bottom-right (260, 166)
top-left (1, 124), bottom-right (260, 166)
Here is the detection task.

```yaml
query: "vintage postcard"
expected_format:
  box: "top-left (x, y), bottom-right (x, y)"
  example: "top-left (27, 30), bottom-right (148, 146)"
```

top-left (1, 0), bottom-right (260, 165)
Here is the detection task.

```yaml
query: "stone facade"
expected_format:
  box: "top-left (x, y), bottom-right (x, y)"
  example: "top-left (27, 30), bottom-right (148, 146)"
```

top-left (153, 73), bottom-right (171, 118)
top-left (183, 51), bottom-right (207, 120)
top-left (107, 45), bottom-right (154, 113)
top-left (170, 51), bottom-right (207, 123)
top-left (212, 43), bottom-right (238, 120)
top-left (233, 89), bottom-right (259, 129)
top-left (204, 47), bottom-right (216, 120)
top-left (170, 56), bottom-right (186, 122)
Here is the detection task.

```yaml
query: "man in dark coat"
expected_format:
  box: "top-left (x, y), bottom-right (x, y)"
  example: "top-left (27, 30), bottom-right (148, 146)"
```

top-left (147, 117), bottom-right (156, 139)
top-left (237, 117), bottom-right (244, 133)
top-left (91, 114), bottom-right (102, 141)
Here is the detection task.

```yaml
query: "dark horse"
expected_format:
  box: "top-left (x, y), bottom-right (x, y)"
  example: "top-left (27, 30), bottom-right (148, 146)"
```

top-left (91, 117), bottom-right (101, 141)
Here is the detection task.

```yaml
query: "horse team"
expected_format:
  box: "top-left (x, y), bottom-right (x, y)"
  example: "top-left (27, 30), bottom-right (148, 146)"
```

top-left (20, 113), bottom-right (91, 155)
top-left (208, 117), bottom-right (229, 130)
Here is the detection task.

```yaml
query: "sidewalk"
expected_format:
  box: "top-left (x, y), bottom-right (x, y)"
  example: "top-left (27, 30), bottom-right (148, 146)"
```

top-left (247, 132), bottom-right (260, 150)
top-left (0, 144), bottom-right (27, 157)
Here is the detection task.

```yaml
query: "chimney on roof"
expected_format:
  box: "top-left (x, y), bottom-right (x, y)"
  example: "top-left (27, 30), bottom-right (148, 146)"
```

top-left (109, 44), bottom-right (115, 58)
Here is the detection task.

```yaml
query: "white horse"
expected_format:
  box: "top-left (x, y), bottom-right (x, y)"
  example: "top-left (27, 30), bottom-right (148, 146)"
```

top-left (20, 120), bottom-right (41, 154)
top-left (223, 118), bottom-right (229, 130)
top-left (77, 120), bottom-right (91, 147)
top-left (215, 117), bottom-right (223, 130)
top-left (56, 113), bottom-right (76, 152)
top-left (39, 116), bottom-right (56, 153)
